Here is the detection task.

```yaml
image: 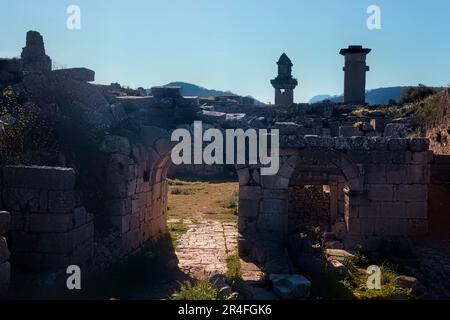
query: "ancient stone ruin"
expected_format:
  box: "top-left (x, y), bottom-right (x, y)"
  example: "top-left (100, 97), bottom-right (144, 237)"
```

top-left (0, 31), bottom-right (449, 299)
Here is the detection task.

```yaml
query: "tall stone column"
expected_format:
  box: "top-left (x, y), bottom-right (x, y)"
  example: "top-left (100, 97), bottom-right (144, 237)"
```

top-left (340, 45), bottom-right (371, 104)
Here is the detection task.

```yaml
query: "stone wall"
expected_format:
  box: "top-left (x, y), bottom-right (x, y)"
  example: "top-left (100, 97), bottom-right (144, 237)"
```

top-left (237, 135), bottom-right (431, 271)
top-left (0, 211), bottom-right (10, 294)
top-left (428, 155), bottom-right (450, 236)
top-left (99, 134), bottom-right (171, 259)
top-left (1, 166), bottom-right (93, 271)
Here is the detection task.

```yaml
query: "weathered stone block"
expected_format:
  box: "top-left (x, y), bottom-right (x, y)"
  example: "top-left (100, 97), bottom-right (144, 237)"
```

top-left (105, 198), bottom-right (132, 216)
top-left (29, 213), bottom-right (74, 233)
top-left (386, 165), bottom-right (408, 184)
top-left (2, 188), bottom-right (47, 213)
top-left (368, 184), bottom-right (394, 201)
top-left (392, 151), bottom-right (412, 164)
top-left (396, 184), bottom-right (427, 202)
top-left (407, 165), bottom-right (428, 184)
top-left (269, 274), bottom-right (311, 299)
top-left (260, 199), bottom-right (287, 214)
top-left (364, 164), bottom-right (386, 183)
top-left (380, 202), bottom-right (406, 219)
top-left (0, 262), bottom-right (10, 294)
top-left (358, 203), bottom-right (381, 218)
top-left (339, 126), bottom-right (362, 137)
top-left (0, 212), bottom-right (10, 235)
top-left (239, 199), bottom-right (259, 218)
top-left (111, 214), bottom-right (131, 233)
top-left (48, 190), bottom-right (75, 213)
top-left (0, 236), bottom-right (10, 264)
top-left (51, 68), bottom-right (95, 82)
top-left (409, 138), bottom-right (430, 152)
top-left (388, 138), bottom-right (408, 151)
top-left (2, 166), bottom-right (76, 190)
top-left (406, 202), bottom-right (427, 219)
top-left (99, 135), bottom-right (131, 155)
top-left (239, 186), bottom-right (262, 200)
top-left (411, 151), bottom-right (431, 164)
top-left (407, 219), bottom-right (428, 235)
top-left (74, 207), bottom-right (87, 228)
top-left (260, 175), bottom-right (289, 189)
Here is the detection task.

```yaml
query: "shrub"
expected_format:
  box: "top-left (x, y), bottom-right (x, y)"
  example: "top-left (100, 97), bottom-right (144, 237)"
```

top-left (172, 279), bottom-right (236, 300)
top-left (219, 190), bottom-right (238, 214)
top-left (399, 84), bottom-right (436, 104)
top-left (170, 187), bottom-right (196, 195)
top-left (353, 121), bottom-right (363, 130)
top-left (0, 86), bottom-right (59, 165)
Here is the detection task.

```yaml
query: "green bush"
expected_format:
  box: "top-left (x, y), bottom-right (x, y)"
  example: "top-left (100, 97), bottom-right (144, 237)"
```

top-left (172, 279), bottom-right (236, 300)
top-left (399, 84), bottom-right (436, 104)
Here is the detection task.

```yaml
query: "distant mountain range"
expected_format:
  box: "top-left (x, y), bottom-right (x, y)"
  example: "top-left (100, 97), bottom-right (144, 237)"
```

top-left (309, 87), bottom-right (411, 105)
top-left (150, 82), bottom-right (263, 104)
top-left (163, 82), bottom-right (238, 97)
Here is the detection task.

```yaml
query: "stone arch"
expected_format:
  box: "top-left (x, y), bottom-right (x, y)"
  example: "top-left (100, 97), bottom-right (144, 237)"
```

top-left (278, 148), bottom-right (363, 192)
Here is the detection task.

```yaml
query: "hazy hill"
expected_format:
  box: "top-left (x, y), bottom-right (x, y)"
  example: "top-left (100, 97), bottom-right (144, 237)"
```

top-left (163, 82), bottom-right (238, 97)
top-left (309, 86), bottom-right (410, 105)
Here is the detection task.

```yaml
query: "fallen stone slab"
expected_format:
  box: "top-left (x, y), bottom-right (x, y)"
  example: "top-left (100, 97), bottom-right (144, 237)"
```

top-left (269, 274), bottom-right (311, 299)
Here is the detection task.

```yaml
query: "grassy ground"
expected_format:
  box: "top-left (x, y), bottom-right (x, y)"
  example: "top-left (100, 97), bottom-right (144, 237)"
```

top-left (167, 179), bottom-right (239, 223)
top-left (311, 253), bottom-right (414, 300)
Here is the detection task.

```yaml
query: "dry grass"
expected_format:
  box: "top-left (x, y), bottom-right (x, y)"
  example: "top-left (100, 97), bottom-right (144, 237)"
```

top-left (167, 180), bottom-right (239, 223)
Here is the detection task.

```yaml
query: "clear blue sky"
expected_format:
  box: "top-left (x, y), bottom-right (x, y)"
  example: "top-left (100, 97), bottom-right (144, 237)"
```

top-left (1, 0), bottom-right (449, 103)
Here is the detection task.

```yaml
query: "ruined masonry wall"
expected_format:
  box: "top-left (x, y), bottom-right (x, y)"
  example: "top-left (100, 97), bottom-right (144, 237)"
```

top-left (1, 166), bottom-right (93, 271)
top-left (238, 136), bottom-right (431, 270)
top-left (0, 211), bottom-right (10, 294)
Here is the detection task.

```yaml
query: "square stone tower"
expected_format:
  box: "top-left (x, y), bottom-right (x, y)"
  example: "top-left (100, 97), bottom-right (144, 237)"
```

top-left (271, 53), bottom-right (298, 106)
top-left (340, 45), bottom-right (371, 105)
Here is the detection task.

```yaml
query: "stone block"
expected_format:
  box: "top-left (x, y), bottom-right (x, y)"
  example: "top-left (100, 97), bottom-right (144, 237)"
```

top-left (407, 219), bottom-right (428, 236)
top-left (380, 202), bottom-right (406, 219)
top-left (409, 138), bottom-right (430, 152)
top-left (411, 151), bottom-right (430, 164)
top-left (358, 203), bottom-right (381, 218)
top-left (0, 211), bottom-right (10, 235)
top-left (269, 274), bottom-right (311, 299)
top-left (29, 213), bottom-right (74, 233)
top-left (2, 188), bottom-right (47, 213)
top-left (396, 184), bottom-right (427, 202)
top-left (368, 184), bottom-right (394, 201)
top-left (0, 236), bottom-right (10, 264)
top-left (388, 138), bottom-right (408, 151)
top-left (151, 86), bottom-right (182, 98)
top-left (239, 186), bottom-right (262, 200)
top-left (111, 214), bottom-right (131, 233)
top-left (2, 166), bottom-right (76, 190)
top-left (106, 198), bottom-right (132, 216)
top-left (386, 165), bottom-right (408, 183)
top-left (74, 207), bottom-right (88, 228)
top-left (392, 151), bottom-right (412, 164)
top-left (339, 126), bottom-right (362, 137)
top-left (0, 262), bottom-right (10, 294)
top-left (48, 190), bottom-right (75, 213)
top-left (239, 199), bottom-right (259, 218)
top-left (407, 165), bottom-right (428, 184)
top-left (99, 135), bottom-right (131, 155)
top-left (260, 199), bottom-right (287, 214)
top-left (260, 175), bottom-right (289, 189)
top-left (364, 164), bottom-right (386, 183)
top-left (51, 68), bottom-right (95, 82)
top-left (406, 202), bottom-right (427, 219)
